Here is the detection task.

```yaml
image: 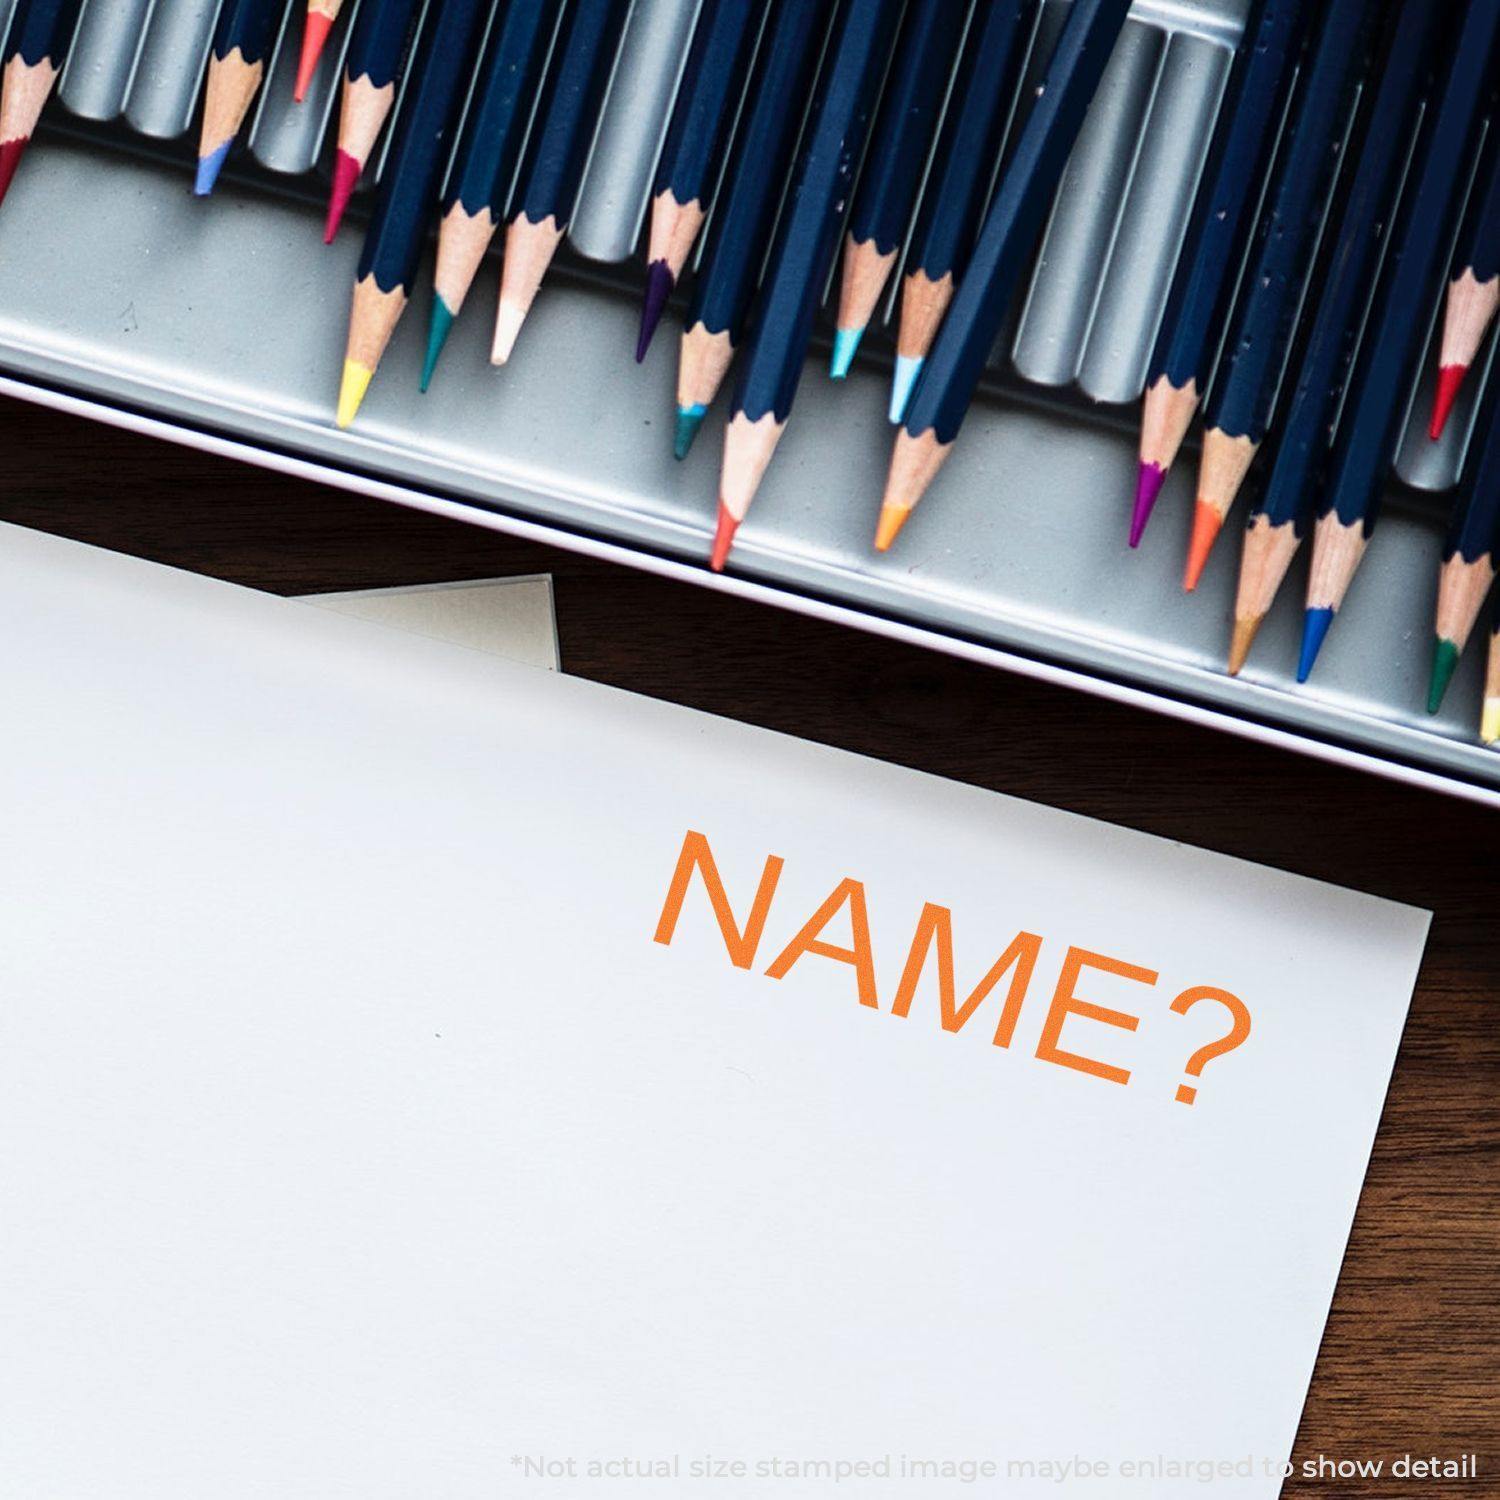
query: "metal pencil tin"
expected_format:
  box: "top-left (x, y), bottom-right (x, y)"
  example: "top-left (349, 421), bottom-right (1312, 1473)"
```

top-left (3, 0), bottom-right (1498, 804)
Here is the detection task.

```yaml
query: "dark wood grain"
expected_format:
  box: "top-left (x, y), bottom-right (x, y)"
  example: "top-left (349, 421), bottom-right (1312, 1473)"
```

top-left (3, 395), bottom-right (1494, 1493)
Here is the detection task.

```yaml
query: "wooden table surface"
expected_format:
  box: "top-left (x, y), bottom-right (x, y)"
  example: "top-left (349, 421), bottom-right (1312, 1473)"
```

top-left (5, 397), bottom-right (1495, 1493)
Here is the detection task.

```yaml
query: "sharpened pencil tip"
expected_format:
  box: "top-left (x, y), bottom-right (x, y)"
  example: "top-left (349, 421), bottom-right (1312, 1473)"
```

top-left (889, 356), bottom-right (923, 424)
top-left (830, 325), bottom-right (864, 380)
top-left (1183, 501), bottom-right (1222, 591)
top-left (491, 301), bottom-right (525, 365)
top-left (1227, 616), bottom-right (1261, 677)
top-left (324, 150), bottom-right (361, 242)
top-left (636, 261), bottom-right (674, 363)
top-left (1297, 607), bottom-right (1334, 684)
top-left (874, 500), bottom-right (911, 553)
top-left (294, 11), bottom-right (335, 101)
top-left (0, 136), bottom-right (30, 210)
top-left (1482, 698), bottom-right (1500, 745)
top-left (1129, 461), bottom-right (1166, 548)
top-left (1427, 637), bottom-right (1460, 714)
top-left (420, 296), bottom-right (456, 392)
top-left (336, 359), bottom-right (373, 429)
top-left (673, 404), bottom-right (707, 460)
top-left (710, 505), bottom-right (738, 572)
top-left (1429, 364), bottom-right (1468, 441)
top-left (193, 140), bottom-right (232, 197)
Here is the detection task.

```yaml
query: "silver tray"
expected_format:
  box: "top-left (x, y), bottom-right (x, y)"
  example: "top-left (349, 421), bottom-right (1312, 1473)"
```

top-left (3, 0), bottom-right (1498, 799)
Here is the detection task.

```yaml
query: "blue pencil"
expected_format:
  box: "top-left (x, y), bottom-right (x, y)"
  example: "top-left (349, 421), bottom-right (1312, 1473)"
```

top-left (325, 0), bottom-right (422, 239)
top-left (712, 0), bottom-right (904, 571)
top-left (1230, 0), bottom-right (1445, 674)
top-left (195, 0), bottom-right (287, 197)
top-left (1131, 0), bottom-right (1309, 546)
top-left (638, 0), bottom-right (760, 362)
top-left (1186, 0), bottom-right (1379, 590)
top-left (0, 0), bottom-right (83, 208)
top-left (1301, 0), bottom-right (1500, 683)
top-left (1428, 370), bottom-right (1500, 711)
top-left (493, 0), bottom-right (630, 365)
top-left (877, 0), bottom-right (1134, 552)
top-left (890, 0), bottom-right (1034, 424)
top-left (336, 0), bottom-right (490, 428)
top-left (829, 0), bottom-right (968, 380)
top-left (673, 0), bottom-right (828, 460)
top-left (1432, 124), bottom-right (1500, 437)
top-left (421, 0), bottom-right (559, 389)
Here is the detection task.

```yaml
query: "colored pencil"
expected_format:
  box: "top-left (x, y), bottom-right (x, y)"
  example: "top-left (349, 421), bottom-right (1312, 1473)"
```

top-left (195, 0), bottom-right (287, 197)
top-left (1230, 0), bottom-right (1444, 674)
top-left (1300, 0), bottom-right (1500, 683)
top-left (325, 0), bottom-right (421, 240)
top-left (420, 0), bottom-right (558, 389)
top-left (493, 0), bottom-right (629, 366)
top-left (336, 0), bottom-right (489, 429)
top-left (1431, 127), bottom-right (1500, 439)
top-left (1130, 0), bottom-right (1307, 547)
top-left (890, 0), bottom-right (1032, 425)
top-left (637, 0), bottom-right (760, 363)
top-left (830, 0), bottom-right (966, 381)
top-left (712, 0), bottom-right (903, 571)
top-left (1427, 374), bottom-right (1500, 711)
top-left (0, 0), bottom-right (82, 210)
top-left (1186, 0), bottom-right (1377, 591)
top-left (673, 0), bottom-right (827, 460)
top-left (1484, 610), bottom-right (1500, 741)
top-left (877, 0), bottom-right (1133, 553)
top-left (294, 0), bottom-right (345, 103)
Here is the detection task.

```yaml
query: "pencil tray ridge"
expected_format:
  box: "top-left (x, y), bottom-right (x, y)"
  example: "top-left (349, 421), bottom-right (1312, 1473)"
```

top-left (3, 0), bottom-right (1499, 800)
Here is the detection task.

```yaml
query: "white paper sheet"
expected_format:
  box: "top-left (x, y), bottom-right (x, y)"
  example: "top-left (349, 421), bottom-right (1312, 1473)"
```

top-left (0, 523), bottom-right (1429, 1499)
top-left (301, 576), bottom-right (559, 671)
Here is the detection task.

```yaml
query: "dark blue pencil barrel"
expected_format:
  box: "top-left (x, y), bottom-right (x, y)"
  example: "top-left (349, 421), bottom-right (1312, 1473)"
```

top-left (683, 1), bottom-right (827, 345)
top-left (673, 0), bottom-right (828, 457)
top-left (358, 0), bottom-right (490, 295)
top-left (442, 0), bottom-right (559, 224)
top-left (338, 0), bottom-right (491, 429)
top-left (1129, 0), bottom-right (1309, 545)
top-left (901, 0), bottom-right (1134, 448)
top-left (830, 0), bottom-right (967, 375)
top-left (345, 0), bottom-right (419, 87)
top-left (2, 0), bottom-right (83, 66)
top-left (903, 0), bottom-right (1032, 290)
top-left (639, 0), bottom-right (760, 359)
top-left (1300, 0), bottom-right (1500, 682)
top-left (729, 0), bottom-right (905, 429)
top-left (1204, 0), bottom-right (1378, 448)
top-left (512, 0), bottom-right (630, 230)
top-left (1228, 0), bottom-right (1445, 675)
top-left (652, 0), bottom-right (758, 209)
top-left (1253, 0), bottom-right (1444, 538)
